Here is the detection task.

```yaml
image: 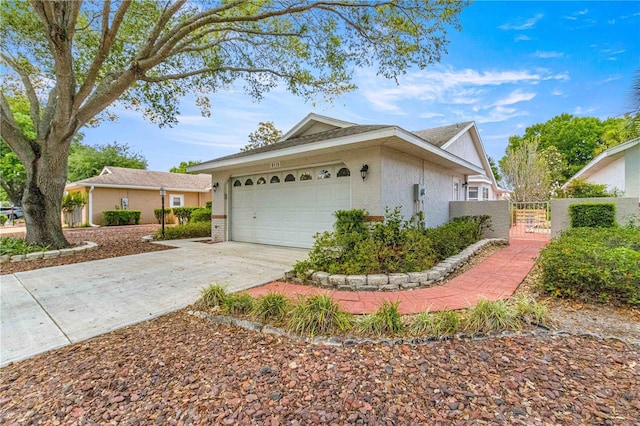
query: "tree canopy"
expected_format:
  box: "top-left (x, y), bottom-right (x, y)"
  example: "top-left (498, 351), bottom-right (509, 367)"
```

top-left (0, 0), bottom-right (468, 248)
top-left (67, 140), bottom-right (148, 182)
top-left (499, 137), bottom-right (550, 202)
top-left (242, 121), bottom-right (283, 152)
top-left (169, 160), bottom-right (201, 174)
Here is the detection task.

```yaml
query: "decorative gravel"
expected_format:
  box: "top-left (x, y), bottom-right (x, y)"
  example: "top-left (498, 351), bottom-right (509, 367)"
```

top-left (1, 310), bottom-right (638, 425)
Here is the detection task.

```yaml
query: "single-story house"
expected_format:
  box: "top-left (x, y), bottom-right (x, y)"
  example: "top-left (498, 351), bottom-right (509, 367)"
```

top-left (65, 166), bottom-right (212, 225)
top-left (562, 137), bottom-right (640, 200)
top-left (189, 113), bottom-right (501, 248)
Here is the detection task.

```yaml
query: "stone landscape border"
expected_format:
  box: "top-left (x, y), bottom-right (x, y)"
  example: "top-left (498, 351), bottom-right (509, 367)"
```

top-left (0, 241), bottom-right (98, 263)
top-left (289, 238), bottom-right (508, 291)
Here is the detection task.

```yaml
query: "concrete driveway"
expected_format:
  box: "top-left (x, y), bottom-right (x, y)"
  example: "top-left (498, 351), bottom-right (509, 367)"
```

top-left (0, 241), bottom-right (307, 366)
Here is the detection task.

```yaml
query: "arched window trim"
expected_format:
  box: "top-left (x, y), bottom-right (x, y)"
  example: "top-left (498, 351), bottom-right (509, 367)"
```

top-left (256, 177), bottom-right (267, 185)
top-left (284, 173), bottom-right (296, 182)
top-left (337, 167), bottom-right (351, 177)
top-left (270, 175), bottom-right (280, 184)
top-left (233, 180), bottom-right (242, 187)
top-left (245, 178), bottom-right (254, 186)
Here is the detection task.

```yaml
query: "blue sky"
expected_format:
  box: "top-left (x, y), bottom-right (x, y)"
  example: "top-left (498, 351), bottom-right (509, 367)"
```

top-left (82, 1), bottom-right (640, 172)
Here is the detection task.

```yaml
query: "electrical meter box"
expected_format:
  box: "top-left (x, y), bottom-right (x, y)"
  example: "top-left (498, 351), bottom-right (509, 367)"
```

top-left (413, 184), bottom-right (425, 201)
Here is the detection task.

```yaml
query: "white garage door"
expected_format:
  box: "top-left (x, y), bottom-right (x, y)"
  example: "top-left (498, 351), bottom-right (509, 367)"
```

top-left (231, 165), bottom-right (352, 248)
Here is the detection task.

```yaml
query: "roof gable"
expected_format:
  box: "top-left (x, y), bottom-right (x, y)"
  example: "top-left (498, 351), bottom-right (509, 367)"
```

top-left (280, 113), bottom-right (356, 141)
top-left (412, 122), bottom-right (473, 147)
top-left (564, 137), bottom-right (640, 185)
top-left (68, 167), bottom-right (211, 191)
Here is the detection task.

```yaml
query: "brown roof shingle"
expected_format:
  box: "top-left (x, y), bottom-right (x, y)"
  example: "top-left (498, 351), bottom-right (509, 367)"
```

top-left (70, 167), bottom-right (211, 191)
top-left (412, 122), bottom-right (473, 147)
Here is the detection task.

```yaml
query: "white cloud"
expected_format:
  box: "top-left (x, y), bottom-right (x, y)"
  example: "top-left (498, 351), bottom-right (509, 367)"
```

top-left (491, 89), bottom-right (537, 107)
top-left (552, 90), bottom-right (564, 96)
top-left (499, 14), bottom-right (544, 30)
top-left (599, 75), bottom-right (620, 84)
top-left (418, 112), bottom-right (445, 119)
top-left (573, 106), bottom-right (596, 115)
top-left (532, 51), bottom-right (564, 59)
top-left (515, 35), bottom-right (532, 42)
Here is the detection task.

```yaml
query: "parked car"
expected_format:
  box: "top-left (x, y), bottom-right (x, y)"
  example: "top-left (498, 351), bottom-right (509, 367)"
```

top-left (0, 206), bottom-right (24, 220)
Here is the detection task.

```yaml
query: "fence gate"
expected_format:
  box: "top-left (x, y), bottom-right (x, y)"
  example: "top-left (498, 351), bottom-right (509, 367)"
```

top-left (509, 201), bottom-right (551, 241)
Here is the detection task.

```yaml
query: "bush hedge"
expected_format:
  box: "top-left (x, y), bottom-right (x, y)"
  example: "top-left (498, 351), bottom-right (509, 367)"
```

top-left (153, 221), bottom-right (210, 240)
top-left (0, 214), bottom-right (7, 226)
top-left (205, 201), bottom-right (212, 209)
top-left (538, 226), bottom-right (640, 305)
top-left (172, 206), bottom-right (202, 224)
top-left (102, 210), bottom-right (141, 226)
top-left (189, 208), bottom-right (212, 223)
top-left (294, 208), bottom-right (490, 276)
top-left (569, 203), bottom-right (616, 228)
top-left (154, 208), bottom-right (171, 224)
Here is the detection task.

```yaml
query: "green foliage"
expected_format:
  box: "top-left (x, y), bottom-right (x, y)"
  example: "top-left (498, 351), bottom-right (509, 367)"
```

top-left (169, 160), bottom-right (200, 174)
top-left (0, 215), bottom-right (7, 226)
top-left (61, 192), bottom-right (86, 213)
top-left (569, 203), bottom-right (616, 228)
top-left (287, 294), bottom-right (352, 337)
top-left (189, 208), bottom-right (212, 223)
top-left (252, 293), bottom-right (291, 323)
top-left (295, 209), bottom-right (487, 276)
top-left (538, 227), bottom-right (640, 305)
top-left (356, 301), bottom-right (404, 336)
top-left (556, 178), bottom-right (618, 198)
top-left (172, 206), bottom-right (202, 224)
top-left (154, 208), bottom-right (171, 224)
top-left (410, 310), bottom-right (460, 337)
top-left (205, 201), bottom-right (212, 210)
top-left (153, 222), bottom-right (211, 240)
top-left (242, 121), bottom-right (283, 152)
top-left (0, 237), bottom-right (49, 256)
top-left (511, 296), bottom-right (550, 327)
top-left (487, 156), bottom-right (501, 182)
top-left (102, 210), bottom-right (141, 226)
top-left (499, 137), bottom-right (552, 202)
top-left (464, 299), bottom-right (521, 334)
top-left (67, 141), bottom-right (148, 182)
top-left (196, 284), bottom-right (228, 309)
top-left (221, 293), bottom-right (256, 315)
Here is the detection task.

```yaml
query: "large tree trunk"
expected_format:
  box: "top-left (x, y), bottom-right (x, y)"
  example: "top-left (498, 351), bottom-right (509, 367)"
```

top-left (22, 136), bottom-right (72, 249)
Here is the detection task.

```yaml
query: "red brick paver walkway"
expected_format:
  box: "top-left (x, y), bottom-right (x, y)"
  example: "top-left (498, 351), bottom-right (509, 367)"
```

top-left (246, 240), bottom-right (548, 315)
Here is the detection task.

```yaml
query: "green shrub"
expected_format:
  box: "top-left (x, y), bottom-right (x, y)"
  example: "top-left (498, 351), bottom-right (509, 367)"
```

top-left (102, 210), bottom-right (141, 226)
top-left (252, 293), bottom-right (291, 322)
top-left (556, 178), bottom-right (617, 198)
top-left (511, 296), bottom-right (550, 327)
top-left (189, 208), bottom-right (212, 223)
top-left (569, 203), bottom-right (616, 228)
top-left (205, 201), bottom-right (212, 209)
top-left (221, 293), bottom-right (256, 315)
top-left (172, 206), bottom-right (202, 224)
top-left (294, 208), bottom-right (488, 276)
top-left (196, 284), bottom-right (227, 309)
top-left (61, 192), bottom-right (86, 213)
top-left (154, 208), bottom-right (171, 224)
top-left (153, 222), bottom-right (210, 240)
top-left (0, 237), bottom-right (49, 256)
top-left (464, 299), bottom-right (520, 334)
top-left (287, 294), bottom-right (352, 337)
top-left (410, 310), bottom-right (460, 337)
top-left (357, 301), bottom-right (404, 336)
top-left (538, 227), bottom-right (640, 305)
top-left (0, 214), bottom-right (7, 226)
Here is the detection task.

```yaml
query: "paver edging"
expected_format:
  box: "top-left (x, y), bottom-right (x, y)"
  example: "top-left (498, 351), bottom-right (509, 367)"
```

top-left (0, 241), bottom-right (98, 264)
top-left (288, 238), bottom-right (508, 292)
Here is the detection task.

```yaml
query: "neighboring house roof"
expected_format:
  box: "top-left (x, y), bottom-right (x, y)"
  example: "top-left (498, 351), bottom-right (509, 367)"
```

top-left (562, 137), bottom-right (640, 188)
top-left (412, 122), bottom-right (474, 147)
top-left (66, 166), bottom-right (212, 192)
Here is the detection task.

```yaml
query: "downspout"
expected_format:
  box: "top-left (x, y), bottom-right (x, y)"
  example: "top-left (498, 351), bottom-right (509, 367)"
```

top-left (88, 186), bottom-right (99, 227)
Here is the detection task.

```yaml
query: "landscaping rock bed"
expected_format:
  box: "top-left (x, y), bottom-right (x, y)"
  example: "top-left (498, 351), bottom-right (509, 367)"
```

top-left (291, 238), bottom-right (508, 291)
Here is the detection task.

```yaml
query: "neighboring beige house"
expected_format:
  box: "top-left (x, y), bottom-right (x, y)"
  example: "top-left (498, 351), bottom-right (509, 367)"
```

top-left (562, 137), bottom-right (640, 200)
top-left (65, 167), bottom-right (212, 225)
top-left (189, 113), bottom-right (500, 248)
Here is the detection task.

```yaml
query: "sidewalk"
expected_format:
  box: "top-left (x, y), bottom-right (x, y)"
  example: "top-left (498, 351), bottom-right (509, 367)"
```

top-left (246, 239), bottom-right (547, 315)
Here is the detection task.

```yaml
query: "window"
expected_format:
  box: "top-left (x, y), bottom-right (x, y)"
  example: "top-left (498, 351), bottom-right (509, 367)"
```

top-left (300, 172), bottom-right (312, 181)
top-left (468, 186), bottom-right (479, 201)
top-left (317, 169), bottom-right (331, 179)
top-left (453, 180), bottom-right (460, 201)
top-left (257, 177), bottom-right (266, 185)
top-left (337, 167), bottom-right (350, 177)
top-left (170, 194), bottom-right (184, 207)
top-left (233, 180), bottom-right (242, 187)
top-left (482, 187), bottom-right (489, 200)
top-left (284, 173), bottom-right (296, 182)
top-left (245, 178), bottom-right (253, 186)
top-left (270, 176), bottom-right (280, 184)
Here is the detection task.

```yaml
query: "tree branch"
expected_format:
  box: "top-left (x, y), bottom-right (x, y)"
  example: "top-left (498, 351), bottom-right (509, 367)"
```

top-left (0, 52), bottom-right (41, 132)
top-left (139, 67), bottom-right (292, 83)
top-left (0, 92), bottom-right (35, 165)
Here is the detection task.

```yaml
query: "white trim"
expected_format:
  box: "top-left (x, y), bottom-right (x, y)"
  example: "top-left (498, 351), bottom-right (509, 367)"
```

top-left (169, 194), bottom-right (185, 208)
top-left (439, 122), bottom-right (475, 150)
top-left (279, 112), bottom-right (356, 141)
top-left (65, 182), bottom-right (211, 192)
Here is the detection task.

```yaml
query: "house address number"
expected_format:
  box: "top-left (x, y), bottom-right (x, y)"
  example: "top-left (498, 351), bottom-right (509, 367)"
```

top-left (270, 161), bottom-right (281, 168)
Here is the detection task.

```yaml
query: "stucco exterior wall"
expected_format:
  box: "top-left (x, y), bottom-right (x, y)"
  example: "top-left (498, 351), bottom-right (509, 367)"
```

top-left (449, 200), bottom-right (510, 240)
top-left (550, 197), bottom-right (640, 237)
top-left (586, 157), bottom-right (625, 193)
top-left (625, 143), bottom-right (640, 199)
top-left (444, 132), bottom-right (483, 167)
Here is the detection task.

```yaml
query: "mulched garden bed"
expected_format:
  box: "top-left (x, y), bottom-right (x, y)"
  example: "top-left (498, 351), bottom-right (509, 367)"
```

top-left (0, 310), bottom-right (638, 424)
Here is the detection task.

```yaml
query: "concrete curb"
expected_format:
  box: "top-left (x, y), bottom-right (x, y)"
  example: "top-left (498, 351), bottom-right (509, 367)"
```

top-left (0, 241), bottom-right (98, 264)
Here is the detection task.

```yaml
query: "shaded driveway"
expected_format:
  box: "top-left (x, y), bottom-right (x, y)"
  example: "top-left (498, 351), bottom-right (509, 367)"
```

top-left (1, 241), bottom-right (307, 366)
